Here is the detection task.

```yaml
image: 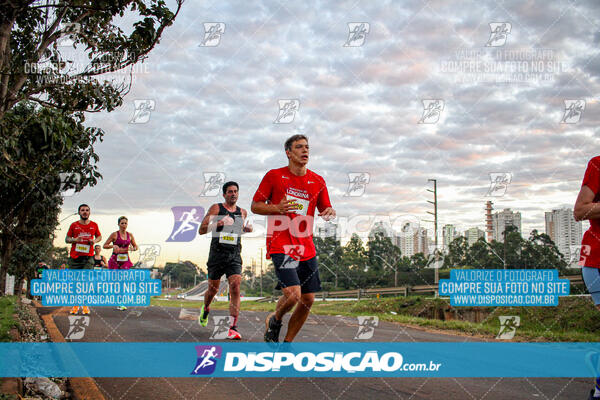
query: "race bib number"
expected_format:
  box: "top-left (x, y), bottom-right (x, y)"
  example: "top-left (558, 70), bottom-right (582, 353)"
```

top-left (219, 232), bottom-right (239, 245)
top-left (75, 243), bottom-right (90, 253)
top-left (117, 254), bottom-right (129, 262)
top-left (286, 195), bottom-right (309, 216)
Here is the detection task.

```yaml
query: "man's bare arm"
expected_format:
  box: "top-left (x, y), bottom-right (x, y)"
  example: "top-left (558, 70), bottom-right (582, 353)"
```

top-left (574, 185), bottom-right (600, 221)
top-left (199, 204), bottom-right (222, 235)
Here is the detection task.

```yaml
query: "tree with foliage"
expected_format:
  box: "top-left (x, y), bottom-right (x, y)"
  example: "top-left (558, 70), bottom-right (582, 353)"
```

top-left (0, 103), bottom-right (102, 293)
top-left (314, 236), bottom-right (343, 289)
top-left (366, 231), bottom-right (401, 286)
top-left (162, 260), bottom-right (201, 288)
top-left (0, 0), bottom-right (183, 119)
top-left (339, 234), bottom-right (368, 288)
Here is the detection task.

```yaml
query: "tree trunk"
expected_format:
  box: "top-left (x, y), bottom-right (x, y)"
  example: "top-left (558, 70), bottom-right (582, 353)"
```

top-left (0, 236), bottom-right (16, 295)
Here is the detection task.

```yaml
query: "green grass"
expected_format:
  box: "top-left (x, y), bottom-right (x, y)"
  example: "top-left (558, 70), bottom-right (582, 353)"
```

top-left (0, 296), bottom-right (18, 342)
top-left (150, 295), bottom-right (600, 342)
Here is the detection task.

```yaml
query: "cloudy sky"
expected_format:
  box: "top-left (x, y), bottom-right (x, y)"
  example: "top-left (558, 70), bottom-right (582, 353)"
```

top-left (55, 0), bottom-right (600, 268)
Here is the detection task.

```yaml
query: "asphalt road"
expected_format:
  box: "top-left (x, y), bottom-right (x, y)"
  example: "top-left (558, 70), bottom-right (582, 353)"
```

top-left (39, 305), bottom-right (592, 400)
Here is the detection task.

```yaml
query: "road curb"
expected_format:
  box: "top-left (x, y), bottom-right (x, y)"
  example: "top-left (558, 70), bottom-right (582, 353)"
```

top-left (33, 301), bottom-right (106, 400)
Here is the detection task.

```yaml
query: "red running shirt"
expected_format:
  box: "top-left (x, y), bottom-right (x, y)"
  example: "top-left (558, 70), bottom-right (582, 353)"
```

top-left (581, 156), bottom-right (600, 267)
top-left (253, 167), bottom-right (332, 261)
top-left (67, 221), bottom-right (101, 259)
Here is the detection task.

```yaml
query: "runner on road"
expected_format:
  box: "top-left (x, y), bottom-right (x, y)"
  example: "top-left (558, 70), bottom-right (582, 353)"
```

top-left (93, 245), bottom-right (107, 268)
top-left (574, 156), bottom-right (600, 400)
top-left (251, 134), bottom-right (336, 342)
top-left (197, 181), bottom-right (252, 340)
top-left (65, 204), bottom-right (102, 315)
top-left (103, 216), bottom-right (138, 310)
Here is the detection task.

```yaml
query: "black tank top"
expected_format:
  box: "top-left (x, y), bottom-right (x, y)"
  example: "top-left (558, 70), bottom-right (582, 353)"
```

top-left (208, 204), bottom-right (243, 262)
top-left (93, 256), bottom-right (103, 267)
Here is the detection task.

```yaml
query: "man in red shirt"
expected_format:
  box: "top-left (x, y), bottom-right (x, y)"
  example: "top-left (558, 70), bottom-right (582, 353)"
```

top-left (574, 156), bottom-right (600, 400)
top-left (252, 134), bottom-right (336, 342)
top-left (65, 204), bottom-right (102, 314)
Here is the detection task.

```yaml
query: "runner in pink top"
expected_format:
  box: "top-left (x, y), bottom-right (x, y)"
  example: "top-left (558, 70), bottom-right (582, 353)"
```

top-left (104, 216), bottom-right (138, 270)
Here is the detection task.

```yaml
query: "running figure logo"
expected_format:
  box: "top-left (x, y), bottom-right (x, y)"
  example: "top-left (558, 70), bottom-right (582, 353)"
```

top-left (59, 172), bottom-right (81, 197)
top-left (57, 22), bottom-right (80, 47)
top-left (496, 316), bottom-right (520, 340)
top-left (274, 99), bottom-right (300, 124)
top-left (425, 245), bottom-right (445, 269)
top-left (345, 172), bottom-right (370, 197)
top-left (199, 23), bottom-right (225, 47)
top-left (210, 316), bottom-right (232, 339)
top-left (561, 99), bottom-right (585, 124)
top-left (485, 22), bottom-right (511, 47)
top-left (418, 99), bottom-right (444, 124)
top-left (129, 99), bottom-right (156, 124)
top-left (199, 172), bottom-right (226, 197)
top-left (354, 316), bottom-right (379, 339)
top-left (486, 172), bottom-right (512, 197)
top-left (191, 345), bottom-right (222, 375)
top-left (281, 245), bottom-right (305, 269)
top-left (166, 207), bottom-right (205, 242)
top-left (65, 316), bottom-right (90, 340)
top-left (137, 244), bottom-right (161, 267)
top-left (569, 245), bottom-right (590, 268)
top-left (343, 23), bottom-right (370, 47)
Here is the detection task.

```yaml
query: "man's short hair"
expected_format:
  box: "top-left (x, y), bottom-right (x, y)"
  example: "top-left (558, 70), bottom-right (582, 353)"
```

top-left (222, 181), bottom-right (239, 194)
top-left (284, 134), bottom-right (308, 152)
top-left (78, 204), bottom-right (90, 213)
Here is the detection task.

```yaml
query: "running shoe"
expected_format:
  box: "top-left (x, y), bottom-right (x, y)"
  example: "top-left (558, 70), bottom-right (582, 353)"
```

top-left (589, 389), bottom-right (600, 400)
top-left (69, 306), bottom-right (79, 314)
top-left (81, 306), bottom-right (90, 315)
top-left (116, 305), bottom-right (127, 311)
top-left (198, 304), bottom-right (209, 327)
top-left (264, 312), bottom-right (282, 342)
top-left (227, 326), bottom-right (242, 340)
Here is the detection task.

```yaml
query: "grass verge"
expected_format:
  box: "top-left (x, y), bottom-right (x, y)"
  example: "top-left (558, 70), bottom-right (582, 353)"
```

top-left (151, 295), bottom-right (600, 342)
top-left (0, 296), bottom-right (17, 342)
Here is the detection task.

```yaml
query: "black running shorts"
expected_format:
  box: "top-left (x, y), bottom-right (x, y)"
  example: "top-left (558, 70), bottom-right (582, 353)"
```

top-left (271, 254), bottom-right (321, 294)
top-left (207, 254), bottom-right (242, 280)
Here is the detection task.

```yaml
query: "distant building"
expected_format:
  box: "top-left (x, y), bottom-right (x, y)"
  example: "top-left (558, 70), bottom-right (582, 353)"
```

top-left (465, 227), bottom-right (486, 246)
top-left (545, 208), bottom-right (582, 260)
top-left (442, 224), bottom-right (458, 250)
top-left (492, 208), bottom-right (522, 242)
top-left (397, 224), bottom-right (429, 257)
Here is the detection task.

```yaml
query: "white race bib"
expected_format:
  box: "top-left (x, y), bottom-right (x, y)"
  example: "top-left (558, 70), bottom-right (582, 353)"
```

top-left (75, 243), bottom-right (90, 253)
top-left (286, 195), bottom-right (309, 216)
top-left (219, 232), bottom-right (239, 245)
top-left (117, 254), bottom-right (128, 262)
